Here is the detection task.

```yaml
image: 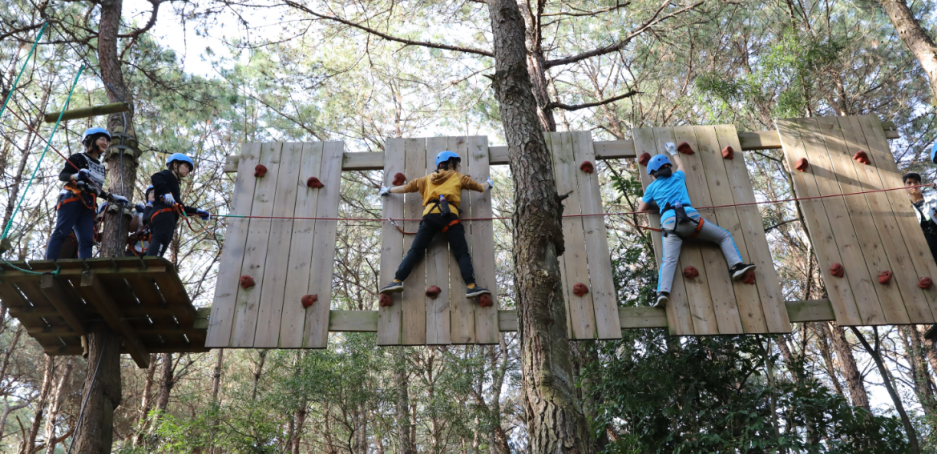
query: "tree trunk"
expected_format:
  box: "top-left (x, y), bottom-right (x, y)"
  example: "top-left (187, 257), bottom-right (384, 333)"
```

top-left (72, 322), bottom-right (123, 454)
top-left (43, 360), bottom-right (73, 454)
top-left (155, 352), bottom-right (174, 415)
top-left (516, 0), bottom-right (556, 132)
top-left (22, 356), bottom-right (54, 454)
top-left (829, 322), bottom-right (871, 410)
top-left (485, 1), bottom-right (591, 452)
top-left (876, 0), bottom-right (937, 104)
top-left (902, 326), bottom-right (937, 422)
top-left (394, 353), bottom-right (416, 454)
top-left (292, 404), bottom-right (307, 454)
top-left (133, 353), bottom-right (157, 447)
top-left (815, 323), bottom-right (845, 398)
top-left (251, 350), bottom-right (266, 401)
top-left (209, 349), bottom-right (223, 454)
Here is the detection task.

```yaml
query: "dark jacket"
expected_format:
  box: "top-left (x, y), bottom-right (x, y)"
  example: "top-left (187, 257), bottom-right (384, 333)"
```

top-left (150, 169), bottom-right (198, 216)
top-left (59, 153), bottom-right (106, 196)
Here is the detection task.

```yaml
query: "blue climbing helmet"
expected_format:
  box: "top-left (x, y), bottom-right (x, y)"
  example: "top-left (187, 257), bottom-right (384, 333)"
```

top-left (435, 150), bottom-right (461, 168)
top-left (931, 142), bottom-right (937, 164)
top-left (647, 154), bottom-right (672, 175)
top-left (166, 153), bottom-right (195, 171)
top-left (144, 185), bottom-right (155, 198)
top-left (82, 127), bottom-right (111, 147)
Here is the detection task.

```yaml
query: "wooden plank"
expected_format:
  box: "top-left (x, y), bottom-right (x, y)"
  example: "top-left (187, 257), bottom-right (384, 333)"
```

top-left (467, 135), bottom-right (499, 344)
top-left (253, 142), bottom-right (304, 347)
top-left (593, 140), bottom-right (635, 159)
top-left (303, 142), bottom-right (344, 348)
top-left (543, 133), bottom-right (575, 339)
top-left (207, 142), bottom-right (261, 347)
top-left (619, 307), bottom-right (668, 329)
top-left (35, 276), bottom-right (87, 336)
top-left (449, 136), bottom-right (476, 344)
top-left (424, 137), bottom-right (451, 345)
top-left (650, 127), bottom-right (719, 335)
top-left (498, 310), bottom-right (517, 331)
top-left (714, 125), bottom-right (791, 333)
top-left (787, 300), bottom-right (837, 322)
top-left (632, 127), bottom-right (693, 336)
top-left (377, 138), bottom-right (406, 345)
top-left (230, 142), bottom-right (284, 347)
top-left (342, 152), bottom-right (385, 171)
top-left (776, 120), bottom-right (865, 325)
top-left (329, 310), bottom-right (379, 332)
top-left (571, 131), bottom-right (622, 339)
top-left (550, 132), bottom-right (598, 339)
top-left (673, 126), bottom-right (745, 334)
top-left (79, 273), bottom-right (150, 368)
top-left (279, 142), bottom-right (324, 348)
top-left (401, 138), bottom-right (428, 345)
top-left (813, 118), bottom-right (916, 324)
top-left (0, 280), bottom-right (30, 308)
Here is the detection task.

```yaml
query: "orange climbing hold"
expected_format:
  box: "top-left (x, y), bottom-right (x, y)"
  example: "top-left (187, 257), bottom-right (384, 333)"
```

top-left (853, 150), bottom-right (871, 165)
top-left (573, 283), bottom-right (589, 297)
top-left (683, 266), bottom-right (699, 279)
top-left (741, 269), bottom-right (756, 285)
top-left (830, 263), bottom-right (844, 278)
top-left (306, 176), bottom-right (324, 188)
top-left (479, 294), bottom-right (493, 307)
top-left (919, 277), bottom-right (933, 290)
top-left (878, 270), bottom-right (893, 285)
top-left (579, 161), bottom-right (594, 173)
top-left (301, 294), bottom-right (318, 308)
top-left (426, 285), bottom-right (441, 298)
top-left (638, 152), bottom-right (651, 166)
top-left (239, 275), bottom-right (255, 289)
top-left (722, 145), bottom-right (734, 160)
top-left (393, 172), bottom-right (406, 186)
top-left (254, 164), bottom-right (268, 177)
top-left (676, 142), bottom-right (694, 155)
top-left (795, 158), bottom-right (809, 172)
top-left (379, 293), bottom-right (393, 307)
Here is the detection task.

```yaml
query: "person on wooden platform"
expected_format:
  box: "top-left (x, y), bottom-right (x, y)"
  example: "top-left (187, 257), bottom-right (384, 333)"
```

top-left (126, 185), bottom-right (155, 256)
top-left (902, 172), bottom-right (937, 259)
top-left (637, 143), bottom-right (755, 307)
top-left (45, 127), bottom-right (129, 260)
top-left (146, 154), bottom-right (210, 257)
top-left (378, 150), bottom-right (493, 299)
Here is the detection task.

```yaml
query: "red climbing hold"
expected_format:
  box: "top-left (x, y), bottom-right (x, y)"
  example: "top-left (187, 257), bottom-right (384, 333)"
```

top-left (830, 263), bottom-right (845, 278)
top-left (638, 152), bottom-right (651, 166)
top-left (393, 172), bottom-right (406, 186)
top-left (479, 294), bottom-right (493, 308)
top-left (254, 165), bottom-right (268, 178)
top-left (579, 161), bottom-right (595, 174)
top-left (722, 145), bottom-right (734, 160)
top-left (683, 266), bottom-right (699, 279)
top-left (239, 275), bottom-right (255, 289)
top-left (677, 142), bottom-right (694, 155)
top-left (306, 177), bottom-right (324, 189)
top-left (795, 158), bottom-right (809, 172)
top-left (878, 270), bottom-right (893, 285)
top-left (919, 277), bottom-right (933, 290)
top-left (853, 151), bottom-right (871, 165)
top-left (379, 293), bottom-right (393, 307)
top-left (742, 269), bottom-right (756, 285)
top-left (426, 285), bottom-right (441, 298)
top-left (573, 283), bottom-right (589, 297)
top-left (301, 294), bottom-right (318, 308)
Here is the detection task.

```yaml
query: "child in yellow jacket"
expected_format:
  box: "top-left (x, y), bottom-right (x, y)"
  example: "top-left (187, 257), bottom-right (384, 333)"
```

top-left (379, 150), bottom-right (493, 298)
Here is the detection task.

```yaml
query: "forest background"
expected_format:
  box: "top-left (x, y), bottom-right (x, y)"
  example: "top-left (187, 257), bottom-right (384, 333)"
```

top-left (1, 0), bottom-right (937, 452)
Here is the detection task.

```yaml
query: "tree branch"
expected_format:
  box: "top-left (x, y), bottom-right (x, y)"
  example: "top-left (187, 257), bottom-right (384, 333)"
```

top-left (117, 0), bottom-right (163, 38)
top-left (546, 90), bottom-right (638, 111)
top-left (542, 0), bottom-right (631, 17)
top-left (282, 0), bottom-right (494, 57)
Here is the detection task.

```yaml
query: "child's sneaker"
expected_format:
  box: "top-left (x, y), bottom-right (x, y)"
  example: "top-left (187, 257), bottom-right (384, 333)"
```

top-left (730, 263), bottom-right (756, 281)
top-left (653, 292), bottom-right (670, 308)
top-left (380, 281), bottom-right (404, 294)
top-left (466, 286), bottom-right (492, 298)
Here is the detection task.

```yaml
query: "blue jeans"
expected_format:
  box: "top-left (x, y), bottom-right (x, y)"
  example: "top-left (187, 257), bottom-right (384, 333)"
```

top-left (46, 193), bottom-right (96, 259)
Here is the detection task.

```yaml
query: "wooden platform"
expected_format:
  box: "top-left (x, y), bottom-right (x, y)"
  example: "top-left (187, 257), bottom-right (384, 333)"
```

top-left (777, 115), bottom-right (937, 325)
top-left (0, 257), bottom-right (207, 368)
top-left (634, 125), bottom-right (791, 336)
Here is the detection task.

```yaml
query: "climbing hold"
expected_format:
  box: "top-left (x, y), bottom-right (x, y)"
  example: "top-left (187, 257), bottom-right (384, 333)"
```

top-left (683, 266), bottom-right (699, 279)
top-left (239, 275), bottom-right (255, 289)
top-left (379, 293), bottom-right (393, 307)
top-left (920, 277), bottom-right (934, 290)
top-left (306, 177), bottom-right (324, 189)
top-left (638, 152), bottom-right (651, 166)
top-left (795, 158), bottom-right (809, 172)
top-left (254, 164), bottom-right (268, 178)
top-left (479, 294), bottom-right (493, 308)
top-left (573, 283), bottom-right (589, 297)
top-left (878, 270), bottom-right (893, 285)
top-left (676, 142), bottom-right (694, 155)
top-left (301, 294), bottom-right (318, 308)
top-left (742, 269), bottom-right (756, 285)
top-left (830, 263), bottom-right (845, 278)
top-left (579, 161), bottom-right (595, 174)
top-left (853, 151), bottom-right (871, 165)
top-left (426, 285), bottom-right (441, 298)
top-left (722, 145), bottom-right (734, 160)
top-left (393, 172), bottom-right (406, 186)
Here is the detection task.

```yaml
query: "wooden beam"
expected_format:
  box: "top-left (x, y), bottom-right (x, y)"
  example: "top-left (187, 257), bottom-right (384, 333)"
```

top-left (43, 101), bottom-right (131, 123)
top-left (79, 273), bottom-right (151, 368)
top-left (329, 310), bottom-right (378, 332)
top-left (0, 264), bottom-right (168, 281)
top-left (38, 275), bottom-right (87, 336)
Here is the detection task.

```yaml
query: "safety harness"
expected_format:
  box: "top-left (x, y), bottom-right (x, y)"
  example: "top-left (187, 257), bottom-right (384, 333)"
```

top-left (429, 196), bottom-right (461, 233)
top-left (56, 183), bottom-right (97, 211)
top-left (661, 202), bottom-right (704, 238)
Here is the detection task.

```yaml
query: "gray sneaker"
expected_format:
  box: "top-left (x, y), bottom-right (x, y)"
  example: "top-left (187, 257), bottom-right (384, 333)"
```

top-left (466, 286), bottom-right (491, 298)
top-left (653, 292), bottom-right (670, 308)
top-left (380, 281), bottom-right (404, 294)
top-left (730, 263), bottom-right (756, 281)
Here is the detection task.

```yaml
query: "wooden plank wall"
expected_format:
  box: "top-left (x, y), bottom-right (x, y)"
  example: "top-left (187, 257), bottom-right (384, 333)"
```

top-left (632, 125), bottom-right (790, 336)
top-left (544, 131), bottom-right (622, 340)
top-left (776, 116), bottom-right (937, 326)
top-left (377, 137), bottom-right (499, 345)
top-left (206, 141), bottom-right (344, 348)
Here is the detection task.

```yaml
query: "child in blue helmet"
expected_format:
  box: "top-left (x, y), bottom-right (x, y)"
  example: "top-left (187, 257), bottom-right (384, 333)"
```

top-left (637, 143), bottom-right (755, 307)
top-left (378, 150), bottom-right (494, 300)
top-left (45, 127), bottom-right (129, 259)
top-left (146, 153), bottom-right (210, 257)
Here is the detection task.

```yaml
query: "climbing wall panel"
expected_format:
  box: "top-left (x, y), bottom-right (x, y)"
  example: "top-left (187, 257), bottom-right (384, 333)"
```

top-left (776, 116), bottom-right (937, 326)
top-left (545, 131), bottom-right (622, 340)
top-left (206, 141), bottom-right (344, 348)
top-left (633, 125), bottom-right (790, 336)
top-left (377, 136), bottom-right (499, 345)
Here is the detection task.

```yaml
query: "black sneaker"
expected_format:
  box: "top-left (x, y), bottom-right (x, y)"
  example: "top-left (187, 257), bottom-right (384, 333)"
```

top-left (653, 292), bottom-right (670, 308)
top-left (730, 263), bottom-right (756, 281)
top-left (380, 281), bottom-right (404, 294)
top-left (466, 286), bottom-right (492, 298)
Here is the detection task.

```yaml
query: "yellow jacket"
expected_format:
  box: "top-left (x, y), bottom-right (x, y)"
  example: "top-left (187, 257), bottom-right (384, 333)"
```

top-left (401, 170), bottom-right (486, 216)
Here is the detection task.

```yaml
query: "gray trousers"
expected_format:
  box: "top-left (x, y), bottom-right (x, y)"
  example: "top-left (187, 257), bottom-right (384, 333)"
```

top-left (658, 213), bottom-right (743, 293)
